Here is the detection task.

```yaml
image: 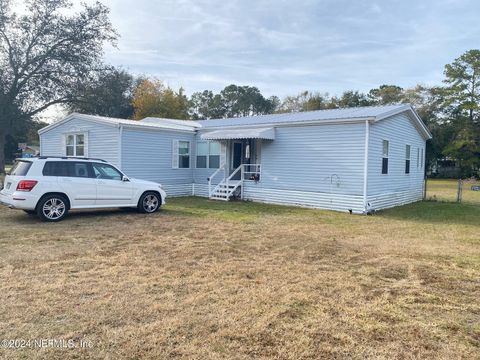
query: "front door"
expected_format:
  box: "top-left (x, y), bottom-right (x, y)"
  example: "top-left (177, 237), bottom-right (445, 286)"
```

top-left (232, 141), bottom-right (243, 172)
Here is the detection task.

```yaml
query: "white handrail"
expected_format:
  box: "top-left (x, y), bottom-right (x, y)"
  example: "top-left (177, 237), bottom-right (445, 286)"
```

top-left (242, 164), bottom-right (261, 180)
top-left (208, 163), bottom-right (262, 200)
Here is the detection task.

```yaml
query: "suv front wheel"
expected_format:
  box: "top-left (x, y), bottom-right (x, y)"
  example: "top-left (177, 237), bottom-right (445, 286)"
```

top-left (138, 192), bottom-right (161, 213)
top-left (37, 194), bottom-right (69, 222)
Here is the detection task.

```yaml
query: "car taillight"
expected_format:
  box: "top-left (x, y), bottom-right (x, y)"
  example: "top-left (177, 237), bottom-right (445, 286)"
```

top-left (16, 180), bottom-right (38, 192)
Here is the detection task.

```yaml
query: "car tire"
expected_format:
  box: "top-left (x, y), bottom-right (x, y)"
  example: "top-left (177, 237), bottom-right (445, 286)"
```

top-left (23, 210), bottom-right (36, 215)
top-left (138, 192), bottom-right (161, 214)
top-left (37, 194), bottom-right (69, 222)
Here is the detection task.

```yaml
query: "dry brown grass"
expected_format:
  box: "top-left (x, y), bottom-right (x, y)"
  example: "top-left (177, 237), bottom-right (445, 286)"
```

top-left (0, 197), bottom-right (479, 359)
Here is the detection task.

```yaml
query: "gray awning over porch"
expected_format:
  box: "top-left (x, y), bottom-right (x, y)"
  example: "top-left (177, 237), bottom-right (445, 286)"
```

top-left (200, 127), bottom-right (275, 140)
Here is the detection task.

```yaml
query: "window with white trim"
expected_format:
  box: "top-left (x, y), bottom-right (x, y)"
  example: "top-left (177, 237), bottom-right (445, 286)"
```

top-left (178, 141), bottom-right (190, 168)
top-left (196, 141), bottom-right (220, 169)
top-left (382, 140), bottom-right (389, 174)
top-left (208, 142), bottom-right (221, 168)
top-left (405, 144), bottom-right (411, 174)
top-left (417, 147), bottom-right (420, 168)
top-left (65, 133), bottom-right (86, 157)
top-left (196, 142), bottom-right (208, 168)
top-left (421, 148), bottom-right (424, 169)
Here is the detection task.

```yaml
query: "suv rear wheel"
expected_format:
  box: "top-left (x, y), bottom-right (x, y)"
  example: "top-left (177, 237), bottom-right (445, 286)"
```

top-left (138, 192), bottom-right (161, 213)
top-left (37, 194), bottom-right (69, 222)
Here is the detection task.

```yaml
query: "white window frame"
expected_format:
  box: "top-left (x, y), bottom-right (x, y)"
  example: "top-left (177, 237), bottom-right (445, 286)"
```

top-left (405, 144), bottom-right (411, 175)
top-left (178, 140), bottom-right (190, 169)
top-left (208, 141), bottom-right (221, 169)
top-left (381, 139), bottom-right (389, 175)
top-left (421, 148), bottom-right (424, 169)
top-left (195, 141), bottom-right (221, 169)
top-left (416, 147), bottom-right (420, 168)
top-left (196, 141), bottom-right (209, 168)
top-left (64, 132), bottom-right (87, 157)
top-left (172, 140), bottom-right (191, 169)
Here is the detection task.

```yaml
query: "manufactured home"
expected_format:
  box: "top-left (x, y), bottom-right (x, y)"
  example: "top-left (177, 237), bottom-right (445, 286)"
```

top-left (38, 104), bottom-right (432, 213)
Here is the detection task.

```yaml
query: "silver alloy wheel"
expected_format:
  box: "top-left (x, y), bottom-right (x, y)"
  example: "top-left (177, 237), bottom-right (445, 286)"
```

top-left (42, 198), bottom-right (66, 220)
top-left (143, 194), bottom-right (159, 213)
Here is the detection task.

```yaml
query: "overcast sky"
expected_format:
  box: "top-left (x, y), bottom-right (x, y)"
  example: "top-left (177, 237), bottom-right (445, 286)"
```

top-left (74, 0), bottom-right (480, 98)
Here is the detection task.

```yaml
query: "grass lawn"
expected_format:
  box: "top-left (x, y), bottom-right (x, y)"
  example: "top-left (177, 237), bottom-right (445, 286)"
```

top-left (0, 196), bottom-right (479, 359)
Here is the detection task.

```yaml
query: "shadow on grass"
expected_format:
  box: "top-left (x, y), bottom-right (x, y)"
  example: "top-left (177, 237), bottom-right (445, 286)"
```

top-left (378, 201), bottom-right (480, 226)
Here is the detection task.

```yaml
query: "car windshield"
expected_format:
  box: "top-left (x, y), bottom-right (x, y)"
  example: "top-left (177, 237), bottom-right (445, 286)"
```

top-left (9, 160), bottom-right (32, 176)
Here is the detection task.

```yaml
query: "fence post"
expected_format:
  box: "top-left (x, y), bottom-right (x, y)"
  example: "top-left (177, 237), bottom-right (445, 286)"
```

top-left (457, 179), bottom-right (463, 203)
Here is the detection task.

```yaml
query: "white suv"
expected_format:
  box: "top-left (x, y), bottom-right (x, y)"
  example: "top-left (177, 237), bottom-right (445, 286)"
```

top-left (0, 157), bottom-right (167, 222)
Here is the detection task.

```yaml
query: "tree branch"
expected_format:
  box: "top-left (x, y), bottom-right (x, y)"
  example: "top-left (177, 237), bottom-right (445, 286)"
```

top-left (25, 98), bottom-right (72, 117)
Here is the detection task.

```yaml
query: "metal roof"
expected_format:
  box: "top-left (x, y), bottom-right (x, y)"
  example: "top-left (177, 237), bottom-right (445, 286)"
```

top-left (201, 127), bottom-right (275, 140)
top-left (141, 117), bottom-right (201, 128)
top-left (38, 113), bottom-right (198, 134)
top-left (39, 104), bottom-right (432, 140)
top-left (197, 104), bottom-right (410, 128)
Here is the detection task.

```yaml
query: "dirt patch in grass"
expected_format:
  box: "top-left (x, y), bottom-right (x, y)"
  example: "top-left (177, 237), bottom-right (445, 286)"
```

top-left (0, 197), bottom-right (479, 359)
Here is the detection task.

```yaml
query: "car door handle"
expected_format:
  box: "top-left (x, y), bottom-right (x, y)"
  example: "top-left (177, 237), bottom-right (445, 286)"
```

top-left (62, 178), bottom-right (72, 182)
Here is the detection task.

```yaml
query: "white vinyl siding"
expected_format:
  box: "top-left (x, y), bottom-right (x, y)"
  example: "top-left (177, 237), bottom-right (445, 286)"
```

top-left (40, 117), bottom-right (118, 165)
top-left (367, 112), bottom-right (426, 208)
top-left (248, 123), bottom-right (366, 196)
top-left (123, 129), bottom-right (194, 187)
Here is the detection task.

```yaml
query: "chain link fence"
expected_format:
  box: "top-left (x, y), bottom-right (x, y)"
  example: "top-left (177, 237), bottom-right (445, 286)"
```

top-left (425, 178), bottom-right (480, 205)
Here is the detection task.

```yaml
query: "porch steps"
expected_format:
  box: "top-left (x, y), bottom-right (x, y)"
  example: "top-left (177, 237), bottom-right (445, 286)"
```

top-left (209, 180), bottom-right (242, 201)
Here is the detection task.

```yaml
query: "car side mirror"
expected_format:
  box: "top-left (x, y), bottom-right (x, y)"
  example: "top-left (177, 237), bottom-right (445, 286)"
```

top-left (122, 175), bottom-right (130, 182)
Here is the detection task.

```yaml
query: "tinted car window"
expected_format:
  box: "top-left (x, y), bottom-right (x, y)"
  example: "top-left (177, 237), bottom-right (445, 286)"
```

top-left (43, 161), bottom-right (70, 176)
top-left (43, 161), bottom-right (92, 178)
top-left (72, 162), bottom-right (90, 178)
top-left (9, 161), bottom-right (32, 176)
top-left (92, 163), bottom-right (123, 180)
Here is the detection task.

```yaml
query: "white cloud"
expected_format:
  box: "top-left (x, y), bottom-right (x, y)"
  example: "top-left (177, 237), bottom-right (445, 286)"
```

top-left (94, 0), bottom-right (480, 96)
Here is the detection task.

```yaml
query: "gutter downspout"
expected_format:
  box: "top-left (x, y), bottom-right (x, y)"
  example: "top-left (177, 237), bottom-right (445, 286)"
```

top-left (363, 119), bottom-right (370, 213)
